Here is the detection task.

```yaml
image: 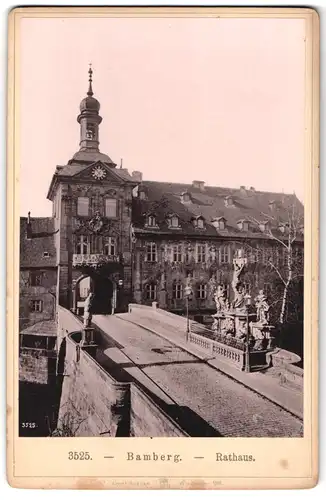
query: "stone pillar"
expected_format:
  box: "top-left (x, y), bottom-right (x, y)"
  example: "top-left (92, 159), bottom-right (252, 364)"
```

top-left (56, 188), bottom-right (73, 309)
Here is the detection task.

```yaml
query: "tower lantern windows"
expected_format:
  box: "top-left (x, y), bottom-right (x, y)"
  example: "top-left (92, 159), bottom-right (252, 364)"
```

top-left (86, 125), bottom-right (95, 140)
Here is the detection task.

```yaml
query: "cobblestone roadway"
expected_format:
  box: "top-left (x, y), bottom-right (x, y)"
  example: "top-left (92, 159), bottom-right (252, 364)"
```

top-left (94, 315), bottom-right (303, 437)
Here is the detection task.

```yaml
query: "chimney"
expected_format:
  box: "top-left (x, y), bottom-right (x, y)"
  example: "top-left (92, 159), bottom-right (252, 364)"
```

top-left (269, 200), bottom-right (276, 211)
top-left (131, 171), bottom-right (143, 182)
top-left (27, 211), bottom-right (32, 239)
top-left (249, 186), bottom-right (255, 193)
top-left (224, 195), bottom-right (234, 207)
top-left (192, 180), bottom-right (205, 191)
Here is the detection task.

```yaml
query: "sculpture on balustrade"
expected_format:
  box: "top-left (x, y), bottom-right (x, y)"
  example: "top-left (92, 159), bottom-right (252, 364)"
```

top-left (83, 292), bottom-right (94, 328)
top-left (255, 290), bottom-right (270, 325)
top-left (213, 284), bottom-right (230, 312)
top-left (231, 250), bottom-right (247, 312)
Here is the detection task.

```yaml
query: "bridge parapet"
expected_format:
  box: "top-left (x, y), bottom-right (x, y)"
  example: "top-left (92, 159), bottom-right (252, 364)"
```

top-left (55, 305), bottom-right (188, 436)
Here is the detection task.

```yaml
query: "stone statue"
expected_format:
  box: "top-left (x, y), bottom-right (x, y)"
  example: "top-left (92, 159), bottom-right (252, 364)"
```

top-left (233, 282), bottom-right (246, 310)
top-left (255, 290), bottom-right (270, 325)
top-left (232, 251), bottom-right (247, 311)
top-left (214, 284), bottom-right (230, 312)
top-left (83, 292), bottom-right (94, 328)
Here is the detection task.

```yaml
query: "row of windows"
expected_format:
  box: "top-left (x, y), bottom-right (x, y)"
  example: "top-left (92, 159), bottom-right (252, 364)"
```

top-left (145, 243), bottom-right (298, 265)
top-left (75, 235), bottom-right (116, 256)
top-left (144, 282), bottom-right (272, 301)
top-left (77, 197), bottom-right (117, 218)
top-left (146, 214), bottom-right (205, 229)
top-left (146, 243), bottom-right (230, 263)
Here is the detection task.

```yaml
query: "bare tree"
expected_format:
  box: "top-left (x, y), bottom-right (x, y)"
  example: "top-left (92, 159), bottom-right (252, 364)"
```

top-left (48, 399), bottom-right (89, 437)
top-left (245, 198), bottom-right (304, 325)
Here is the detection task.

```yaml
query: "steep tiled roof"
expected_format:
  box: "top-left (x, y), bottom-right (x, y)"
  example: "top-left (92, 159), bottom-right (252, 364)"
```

top-left (20, 217), bottom-right (57, 268)
top-left (132, 181), bottom-right (304, 240)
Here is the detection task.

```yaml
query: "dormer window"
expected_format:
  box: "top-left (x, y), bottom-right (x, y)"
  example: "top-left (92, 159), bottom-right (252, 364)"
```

top-left (192, 215), bottom-right (205, 229)
top-left (259, 221), bottom-right (269, 232)
top-left (180, 191), bottom-right (191, 204)
top-left (148, 215), bottom-right (155, 227)
top-left (167, 214), bottom-right (180, 229)
top-left (146, 214), bottom-right (158, 228)
top-left (212, 217), bottom-right (226, 231)
top-left (197, 218), bottom-right (204, 229)
top-left (224, 195), bottom-right (234, 207)
top-left (237, 219), bottom-right (250, 231)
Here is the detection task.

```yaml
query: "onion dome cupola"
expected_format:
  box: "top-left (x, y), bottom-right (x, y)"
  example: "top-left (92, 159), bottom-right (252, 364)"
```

top-left (77, 65), bottom-right (102, 151)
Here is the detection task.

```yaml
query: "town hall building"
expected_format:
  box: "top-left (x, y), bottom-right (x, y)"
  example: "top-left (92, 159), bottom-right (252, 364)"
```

top-left (20, 68), bottom-right (304, 340)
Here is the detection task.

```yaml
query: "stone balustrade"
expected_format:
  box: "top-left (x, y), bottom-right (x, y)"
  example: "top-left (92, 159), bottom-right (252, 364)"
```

top-left (72, 253), bottom-right (119, 267)
top-left (189, 331), bottom-right (245, 369)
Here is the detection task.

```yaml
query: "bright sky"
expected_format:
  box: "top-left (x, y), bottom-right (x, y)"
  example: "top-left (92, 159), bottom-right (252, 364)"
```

top-left (19, 16), bottom-right (306, 216)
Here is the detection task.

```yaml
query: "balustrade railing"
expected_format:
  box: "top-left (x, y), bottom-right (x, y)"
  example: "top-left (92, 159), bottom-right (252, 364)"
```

top-left (72, 253), bottom-right (119, 267)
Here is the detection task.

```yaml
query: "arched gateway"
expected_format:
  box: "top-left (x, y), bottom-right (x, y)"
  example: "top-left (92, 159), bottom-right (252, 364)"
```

top-left (72, 270), bottom-right (119, 316)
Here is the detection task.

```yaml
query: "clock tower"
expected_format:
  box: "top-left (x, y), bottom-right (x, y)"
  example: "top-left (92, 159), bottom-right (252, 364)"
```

top-left (47, 67), bottom-right (138, 313)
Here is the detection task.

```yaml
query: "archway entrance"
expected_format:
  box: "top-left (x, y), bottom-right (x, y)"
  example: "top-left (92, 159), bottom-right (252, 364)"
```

top-left (92, 276), bottom-right (114, 315)
top-left (73, 274), bottom-right (116, 315)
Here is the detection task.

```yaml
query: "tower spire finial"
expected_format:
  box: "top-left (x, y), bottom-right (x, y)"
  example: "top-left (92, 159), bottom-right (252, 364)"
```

top-left (87, 63), bottom-right (93, 97)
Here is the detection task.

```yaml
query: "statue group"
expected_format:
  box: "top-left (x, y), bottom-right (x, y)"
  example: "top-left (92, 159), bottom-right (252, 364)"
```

top-left (211, 249), bottom-right (273, 349)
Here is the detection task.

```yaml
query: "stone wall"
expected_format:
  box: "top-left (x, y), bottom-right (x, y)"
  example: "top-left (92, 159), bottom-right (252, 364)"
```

top-left (130, 385), bottom-right (186, 437)
top-left (19, 270), bottom-right (57, 331)
top-left (56, 306), bottom-right (187, 437)
top-left (57, 334), bottom-right (130, 436)
top-left (19, 348), bottom-right (56, 384)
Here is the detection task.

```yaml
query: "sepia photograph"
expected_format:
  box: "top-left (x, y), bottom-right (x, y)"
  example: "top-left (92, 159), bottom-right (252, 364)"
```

top-left (16, 11), bottom-right (309, 444)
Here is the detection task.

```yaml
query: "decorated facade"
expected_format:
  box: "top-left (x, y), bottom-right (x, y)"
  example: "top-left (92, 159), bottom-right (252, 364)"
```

top-left (20, 68), bottom-right (304, 329)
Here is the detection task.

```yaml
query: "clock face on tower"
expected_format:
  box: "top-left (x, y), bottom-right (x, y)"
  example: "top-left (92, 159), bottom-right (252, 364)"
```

top-left (92, 166), bottom-right (107, 180)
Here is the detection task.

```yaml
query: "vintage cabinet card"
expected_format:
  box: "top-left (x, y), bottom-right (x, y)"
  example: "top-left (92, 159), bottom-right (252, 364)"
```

top-left (7, 6), bottom-right (319, 490)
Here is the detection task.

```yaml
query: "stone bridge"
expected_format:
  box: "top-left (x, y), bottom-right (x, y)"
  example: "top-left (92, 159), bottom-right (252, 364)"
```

top-left (54, 304), bottom-right (303, 438)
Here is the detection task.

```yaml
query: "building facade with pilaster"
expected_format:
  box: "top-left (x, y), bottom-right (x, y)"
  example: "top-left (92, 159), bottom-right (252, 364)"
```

top-left (20, 68), bottom-right (304, 328)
